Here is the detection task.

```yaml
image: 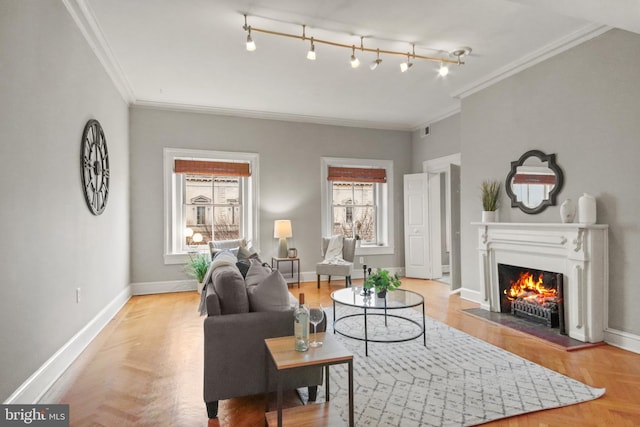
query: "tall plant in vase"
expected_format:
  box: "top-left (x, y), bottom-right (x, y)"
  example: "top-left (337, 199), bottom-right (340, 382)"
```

top-left (481, 180), bottom-right (501, 223)
top-left (185, 253), bottom-right (211, 294)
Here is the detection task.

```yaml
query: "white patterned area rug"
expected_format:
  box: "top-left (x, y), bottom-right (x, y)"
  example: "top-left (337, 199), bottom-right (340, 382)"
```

top-left (305, 306), bottom-right (605, 427)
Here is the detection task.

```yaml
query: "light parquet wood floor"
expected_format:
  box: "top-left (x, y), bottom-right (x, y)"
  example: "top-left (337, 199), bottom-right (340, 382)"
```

top-left (44, 279), bottom-right (640, 426)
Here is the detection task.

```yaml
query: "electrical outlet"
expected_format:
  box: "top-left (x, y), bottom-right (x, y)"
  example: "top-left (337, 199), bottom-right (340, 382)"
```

top-left (76, 288), bottom-right (81, 304)
top-left (359, 257), bottom-right (364, 264)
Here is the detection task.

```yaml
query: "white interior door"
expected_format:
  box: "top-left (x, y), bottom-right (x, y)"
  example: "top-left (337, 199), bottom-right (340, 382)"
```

top-left (404, 173), bottom-right (442, 279)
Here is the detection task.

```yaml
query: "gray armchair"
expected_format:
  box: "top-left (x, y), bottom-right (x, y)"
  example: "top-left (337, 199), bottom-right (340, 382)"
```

top-left (316, 237), bottom-right (356, 288)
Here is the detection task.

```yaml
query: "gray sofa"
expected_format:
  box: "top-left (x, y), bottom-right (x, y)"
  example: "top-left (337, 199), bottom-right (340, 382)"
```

top-left (202, 252), bottom-right (325, 419)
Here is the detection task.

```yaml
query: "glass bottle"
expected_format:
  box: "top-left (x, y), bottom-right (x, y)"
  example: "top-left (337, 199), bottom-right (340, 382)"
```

top-left (294, 293), bottom-right (310, 352)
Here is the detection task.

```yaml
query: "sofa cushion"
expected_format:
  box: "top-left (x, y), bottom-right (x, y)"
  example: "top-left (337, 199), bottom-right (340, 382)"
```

top-left (247, 270), bottom-right (292, 312)
top-left (211, 264), bottom-right (249, 315)
top-left (245, 259), bottom-right (272, 288)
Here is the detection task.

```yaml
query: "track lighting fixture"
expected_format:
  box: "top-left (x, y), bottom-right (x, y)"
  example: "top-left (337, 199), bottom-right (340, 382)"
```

top-left (241, 14), bottom-right (471, 74)
top-left (307, 37), bottom-right (316, 60)
top-left (370, 48), bottom-right (382, 70)
top-left (350, 46), bottom-right (360, 68)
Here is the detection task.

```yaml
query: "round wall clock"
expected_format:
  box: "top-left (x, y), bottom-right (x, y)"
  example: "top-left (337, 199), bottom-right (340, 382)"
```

top-left (81, 119), bottom-right (110, 215)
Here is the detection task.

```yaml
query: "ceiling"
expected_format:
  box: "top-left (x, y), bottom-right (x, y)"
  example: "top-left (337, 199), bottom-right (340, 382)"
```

top-left (74, 0), bottom-right (638, 130)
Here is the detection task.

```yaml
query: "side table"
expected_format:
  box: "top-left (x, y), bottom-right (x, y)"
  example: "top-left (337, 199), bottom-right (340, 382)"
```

top-left (264, 332), bottom-right (354, 427)
top-left (271, 257), bottom-right (300, 288)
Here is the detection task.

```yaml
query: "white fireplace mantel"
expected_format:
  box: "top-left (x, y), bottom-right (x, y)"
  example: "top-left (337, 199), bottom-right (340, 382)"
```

top-left (474, 222), bottom-right (609, 343)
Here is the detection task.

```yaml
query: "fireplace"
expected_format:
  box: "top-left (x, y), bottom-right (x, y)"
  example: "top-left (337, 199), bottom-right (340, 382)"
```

top-left (474, 222), bottom-right (609, 343)
top-left (497, 264), bottom-right (565, 333)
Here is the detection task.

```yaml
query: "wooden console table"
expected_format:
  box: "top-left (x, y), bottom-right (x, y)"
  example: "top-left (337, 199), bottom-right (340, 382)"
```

top-left (265, 332), bottom-right (354, 426)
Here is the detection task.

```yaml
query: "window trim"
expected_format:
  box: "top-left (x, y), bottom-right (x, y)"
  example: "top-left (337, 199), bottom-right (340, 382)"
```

top-left (321, 157), bottom-right (394, 256)
top-left (163, 148), bottom-right (259, 265)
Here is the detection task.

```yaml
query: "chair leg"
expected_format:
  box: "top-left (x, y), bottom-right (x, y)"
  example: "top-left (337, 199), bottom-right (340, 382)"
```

top-left (345, 276), bottom-right (351, 287)
top-left (328, 275), bottom-right (331, 284)
top-left (317, 275), bottom-right (320, 289)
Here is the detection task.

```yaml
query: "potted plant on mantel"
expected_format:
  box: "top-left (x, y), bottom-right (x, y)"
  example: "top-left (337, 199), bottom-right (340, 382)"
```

top-left (185, 253), bottom-right (211, 294)
top-left (364, 268), bottom-right (402, 298)
top-left (481, 180), bottom-right (501, 223)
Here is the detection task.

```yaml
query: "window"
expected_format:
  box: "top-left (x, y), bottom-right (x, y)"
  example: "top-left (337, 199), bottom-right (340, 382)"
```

top-left (164, 148), bottom-right (259, 264)
top-left (185, 176), bottom-right (240, 241)
top-left (332, 183), bottom-right (376, 242)
top-left (195, 205), bottom-right (206, 225)
top-left (321, 157), bottom-right (394, 255)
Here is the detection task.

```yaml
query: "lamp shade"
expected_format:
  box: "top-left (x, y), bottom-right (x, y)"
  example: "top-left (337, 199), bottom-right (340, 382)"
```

top-left (274, 220), bottom-right (293, 238)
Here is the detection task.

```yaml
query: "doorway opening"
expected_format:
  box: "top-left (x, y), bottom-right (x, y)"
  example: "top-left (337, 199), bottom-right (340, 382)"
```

top-left (423, 153), bottom-right (461, 291)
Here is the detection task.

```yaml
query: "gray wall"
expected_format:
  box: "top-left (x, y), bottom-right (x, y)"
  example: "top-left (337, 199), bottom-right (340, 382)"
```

top-left (458, 29), bottom-right (640, 335)
top-left (0, 1), bottom-right (130, 401)
top-left (411, 113), bottom-right (461, 173)
top-left (129, 108), bottom-right (411, 283)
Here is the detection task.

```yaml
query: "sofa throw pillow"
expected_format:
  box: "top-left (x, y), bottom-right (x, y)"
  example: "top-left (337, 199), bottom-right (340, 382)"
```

top-left (236, 245), bottom-right (253, 260)
top-left (211, 264), bottom-right (249, 315)
top-left (236, 259), bottom-right (251, 278)
top-left (247, 270), bottom-right (292, 312)
top-left (245, 258), bottom-right (272, 288)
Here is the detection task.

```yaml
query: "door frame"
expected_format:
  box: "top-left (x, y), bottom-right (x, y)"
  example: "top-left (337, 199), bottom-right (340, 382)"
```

top-left (423, 154), bottom-right (461, 287)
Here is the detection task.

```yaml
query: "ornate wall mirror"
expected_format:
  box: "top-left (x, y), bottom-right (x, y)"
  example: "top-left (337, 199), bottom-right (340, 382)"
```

top-left (505, 150), bottom-right (563, 214)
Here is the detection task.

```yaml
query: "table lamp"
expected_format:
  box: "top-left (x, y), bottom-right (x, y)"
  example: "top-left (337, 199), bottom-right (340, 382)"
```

top-left (274, 220), bottom-right (292, 258)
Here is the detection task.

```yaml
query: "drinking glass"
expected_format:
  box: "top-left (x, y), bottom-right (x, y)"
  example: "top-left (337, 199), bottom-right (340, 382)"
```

top-left (309, 305), bottom-right (325, 347)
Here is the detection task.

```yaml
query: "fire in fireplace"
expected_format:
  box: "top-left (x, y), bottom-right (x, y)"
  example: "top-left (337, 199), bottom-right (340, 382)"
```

top-left (498, 264), bottom-right (565, 334)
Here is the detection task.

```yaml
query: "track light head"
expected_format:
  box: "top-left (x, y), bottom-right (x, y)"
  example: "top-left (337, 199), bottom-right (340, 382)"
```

top-left (370, 49), bottom-right (382, 70)
top-left (400, 52), bottom-right (414, 72)
top-left (245, 27), bottom-right (256, 51)
top-left (400, 53), bottom-right (413, 72)
top-left (438, 62), bottom-right (449, 77)
top-left (400, 62), bottom-right (411, 72)
top-left (350, 46), bottom-right (360, 68)
top-left (307, 38), bottom-right (316, 60)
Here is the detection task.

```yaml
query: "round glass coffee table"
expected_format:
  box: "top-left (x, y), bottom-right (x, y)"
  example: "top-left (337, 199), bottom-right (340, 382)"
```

top-left (331, 287), bottom-right (426, 356)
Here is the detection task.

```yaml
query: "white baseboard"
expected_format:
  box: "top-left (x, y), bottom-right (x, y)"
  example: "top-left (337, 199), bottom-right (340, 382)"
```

top-left (604, 328), bottom-right (640, 355)
top-left (460, 287), bottom-right (481, 304)
top-left (5, 286), bottom-right (131, 404)
top-left (131, 280), bottom-right (196, 295)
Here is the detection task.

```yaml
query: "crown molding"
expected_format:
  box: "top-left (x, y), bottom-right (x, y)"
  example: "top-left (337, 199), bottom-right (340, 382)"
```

top-left (133, 100), bottom-right (414, 131)
top-left (62, 0), bottom-right (135, 103)
top-left (451, 23), bottom-right (611, 100)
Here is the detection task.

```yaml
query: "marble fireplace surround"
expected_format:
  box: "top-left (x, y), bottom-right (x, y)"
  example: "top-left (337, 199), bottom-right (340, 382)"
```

top-left (475, 223), bottom-right (608, 343)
